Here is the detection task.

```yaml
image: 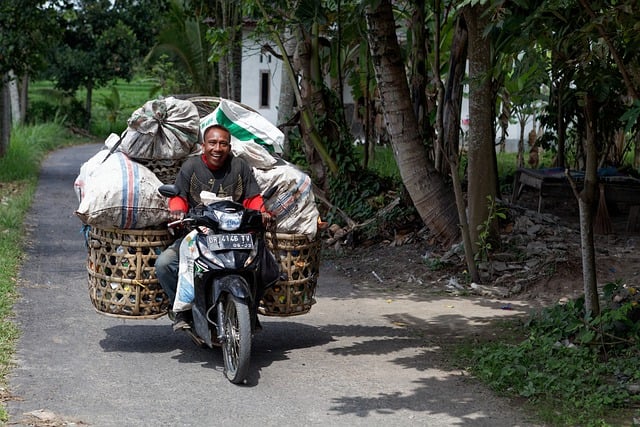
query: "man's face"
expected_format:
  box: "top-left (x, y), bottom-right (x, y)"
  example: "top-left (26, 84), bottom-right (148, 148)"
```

top-left (202, 126), bottom-right (231, 169)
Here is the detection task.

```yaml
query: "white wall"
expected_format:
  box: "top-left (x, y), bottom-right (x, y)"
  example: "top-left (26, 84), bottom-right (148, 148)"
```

top-left (240, 33), bottom-right (282, 126)
top-left (460, 96), bottom-right (536, 153)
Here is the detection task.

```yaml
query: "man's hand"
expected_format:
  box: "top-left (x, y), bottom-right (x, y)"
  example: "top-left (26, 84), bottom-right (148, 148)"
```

top-left (261, 211), bottom-right (275, 228)
top-left (170, 210), bottom-right (185, 221)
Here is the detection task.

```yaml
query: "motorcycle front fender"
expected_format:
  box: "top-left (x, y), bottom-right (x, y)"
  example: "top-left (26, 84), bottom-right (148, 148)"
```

top-left (213, 275), bottom-right (252, 305)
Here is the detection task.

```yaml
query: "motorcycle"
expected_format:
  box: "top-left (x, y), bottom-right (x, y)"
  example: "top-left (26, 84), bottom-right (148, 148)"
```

top-left (158, 184), bottom-right (278, 384)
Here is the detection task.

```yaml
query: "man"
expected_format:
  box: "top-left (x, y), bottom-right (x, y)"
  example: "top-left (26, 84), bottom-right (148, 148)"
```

top-left (155, 123), bottom-right (268, 331)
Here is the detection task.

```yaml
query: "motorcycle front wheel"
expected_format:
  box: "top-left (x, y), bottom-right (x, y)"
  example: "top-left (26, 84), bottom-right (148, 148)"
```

top-left (221, 294), bottom-right (252, 384)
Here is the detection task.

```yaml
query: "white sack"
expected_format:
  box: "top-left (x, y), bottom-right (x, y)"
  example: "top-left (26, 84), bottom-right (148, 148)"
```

top-left (232, 140), bottom-right (278, 169)
top-left (74, 149), bottom-right (110, 203)
top-left (118, 97), bottom-right (200, 160)
top-left (75, 152), bottom-right (170, 229)
top-left (173, 230), bottom-right (198, 312)
top-left (200, 99), bottom-right (284, 154)
top-left (254, 160), bottom-right (319, 240)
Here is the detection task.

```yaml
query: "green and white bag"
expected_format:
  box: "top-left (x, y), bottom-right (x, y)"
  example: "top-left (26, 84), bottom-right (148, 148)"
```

top-left (199, 99), bottom-right (284, 155)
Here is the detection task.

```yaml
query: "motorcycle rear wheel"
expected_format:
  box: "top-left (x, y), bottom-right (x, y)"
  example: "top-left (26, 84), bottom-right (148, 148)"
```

top-left (222, 294), bottom-right (252, 384)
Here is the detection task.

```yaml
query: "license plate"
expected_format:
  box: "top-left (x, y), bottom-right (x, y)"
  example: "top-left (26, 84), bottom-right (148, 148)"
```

top-left (206, 234), bottom-right (253, 250)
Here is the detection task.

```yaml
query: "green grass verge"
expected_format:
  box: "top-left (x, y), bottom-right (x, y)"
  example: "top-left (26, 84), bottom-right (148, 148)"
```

top-left (454, 296), bottom-right (640, 427)
top-left (0, 123), bottom-right (93, 422)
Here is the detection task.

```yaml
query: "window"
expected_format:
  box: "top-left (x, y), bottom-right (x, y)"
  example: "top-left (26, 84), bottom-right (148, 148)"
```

top-left (260, 70), bottom-right (270, 108)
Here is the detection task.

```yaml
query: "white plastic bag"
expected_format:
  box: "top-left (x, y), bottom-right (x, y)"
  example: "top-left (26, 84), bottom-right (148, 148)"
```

top-left (173, 230), bottom-right (199, 311)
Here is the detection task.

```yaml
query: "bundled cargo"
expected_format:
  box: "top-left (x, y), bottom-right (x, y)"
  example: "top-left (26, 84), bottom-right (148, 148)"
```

top-left (254, 159), bottom-right (319, 241)
top-left (74, 150), bottom-right (170, 229)
top-left (118, 96), bottom-right (200, 160)
top-left (76, 97), bottom-right (203, 319)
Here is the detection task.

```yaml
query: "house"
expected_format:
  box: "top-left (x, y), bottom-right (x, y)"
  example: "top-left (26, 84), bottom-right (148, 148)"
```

top-left (240, 31), bottom-right (283, 126)
top-left (239, 30), bottom-right (533, 153)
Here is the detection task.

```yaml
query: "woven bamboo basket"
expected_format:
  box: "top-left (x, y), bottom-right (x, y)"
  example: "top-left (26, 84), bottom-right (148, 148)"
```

top-left (86, 227), bottom-right (175, 319)
top-left (136, 158), bottom-right (185, 184)
top-left (260, 232), bottom-right (321, 316)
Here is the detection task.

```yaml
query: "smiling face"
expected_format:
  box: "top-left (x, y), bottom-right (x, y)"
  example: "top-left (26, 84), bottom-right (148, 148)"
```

top-left (202, 125), bottom-right (231, 170)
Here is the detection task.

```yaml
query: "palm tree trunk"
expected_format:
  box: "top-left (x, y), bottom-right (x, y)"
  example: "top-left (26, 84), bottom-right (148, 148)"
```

top-left (463, 4), bottom-right (498, 252)
top-left (365, 0), bottom-right (459, 246)
top-left (277, 28), bottom-right (298, 156)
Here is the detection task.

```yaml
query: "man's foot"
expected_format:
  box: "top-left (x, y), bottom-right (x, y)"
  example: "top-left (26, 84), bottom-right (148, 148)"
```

top-left (172, 311), bottom-right (191, 332)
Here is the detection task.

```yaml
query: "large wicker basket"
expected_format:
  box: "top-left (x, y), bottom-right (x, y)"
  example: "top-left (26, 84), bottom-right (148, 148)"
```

top-left (136, 158), bottom-right (185, 184)
top-left (260, 232), bottom-right (321, 316)
top-left (87, 227), bottom-right (175, 319)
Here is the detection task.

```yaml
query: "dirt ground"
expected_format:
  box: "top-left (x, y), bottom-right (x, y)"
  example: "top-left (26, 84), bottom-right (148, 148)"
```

top-left (327, 190), bottom-right (640, 309)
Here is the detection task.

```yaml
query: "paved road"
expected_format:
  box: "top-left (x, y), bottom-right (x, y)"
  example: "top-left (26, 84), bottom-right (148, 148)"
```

top-left (7, 143), bottom-right (541, 426)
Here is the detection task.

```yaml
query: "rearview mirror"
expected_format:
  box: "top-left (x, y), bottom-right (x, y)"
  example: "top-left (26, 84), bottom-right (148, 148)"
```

top-left (158, 184), bottom-right (179, 198)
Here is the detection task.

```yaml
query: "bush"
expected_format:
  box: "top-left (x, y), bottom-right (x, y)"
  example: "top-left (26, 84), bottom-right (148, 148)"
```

top-left (26, 98), bottom-right (90, 129)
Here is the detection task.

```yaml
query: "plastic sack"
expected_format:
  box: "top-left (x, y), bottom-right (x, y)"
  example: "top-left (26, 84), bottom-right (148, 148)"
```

top-left (118, 97), bottom-right (200, 160)
top-left (173, 230), bottom-right (198, 312)
top-left (74, 149), bottom-right (110, 203)
top-left (254, 160), bottom-right (319, 240)
top-left (231, 140), bottom-right (278, 170)
top-left (199, 99), bottom-right (284, 154)
top-left (75, 151), bottom-right (170, 229)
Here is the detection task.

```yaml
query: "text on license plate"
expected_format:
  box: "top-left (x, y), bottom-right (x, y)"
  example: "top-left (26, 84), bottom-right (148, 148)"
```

top-left (207, 234), bottom-right (253, 250)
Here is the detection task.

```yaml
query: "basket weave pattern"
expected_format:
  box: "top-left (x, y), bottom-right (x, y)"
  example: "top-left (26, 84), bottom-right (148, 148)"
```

top-left (87, 227), bottom-right (174, 318)
top-left (136, 158), bottom-right (184, 184)
top-left (261, 233), bottom-right (320, 316)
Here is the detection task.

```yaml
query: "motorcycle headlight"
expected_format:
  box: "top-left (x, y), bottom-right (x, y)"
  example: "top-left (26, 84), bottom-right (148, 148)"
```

top-left (214, 211), bottom-right (243, 231)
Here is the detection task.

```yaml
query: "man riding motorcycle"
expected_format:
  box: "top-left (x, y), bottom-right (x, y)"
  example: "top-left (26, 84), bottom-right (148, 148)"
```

top-left (155, 122), bottom-right (274, 331)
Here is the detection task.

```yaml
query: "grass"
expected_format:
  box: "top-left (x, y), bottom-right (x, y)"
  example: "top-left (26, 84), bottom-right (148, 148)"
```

top-left (30, 77), bottom-right (158, 139)
top-left (0, 123), bottom-right (92, 422)
top-left (454, 291), bottom-right (640, 426)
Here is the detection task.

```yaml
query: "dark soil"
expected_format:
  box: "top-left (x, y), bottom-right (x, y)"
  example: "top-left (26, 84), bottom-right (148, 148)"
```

top-left (326, 189), bottom-right (640, 308)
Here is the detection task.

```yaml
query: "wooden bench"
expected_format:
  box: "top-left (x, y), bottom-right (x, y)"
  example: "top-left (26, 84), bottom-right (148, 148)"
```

top-left (512, 168), bottom-right (640, 230)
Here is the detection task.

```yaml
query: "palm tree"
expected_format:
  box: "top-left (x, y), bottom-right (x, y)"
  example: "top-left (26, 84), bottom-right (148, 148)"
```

top-left (146, 0), bottom-right (217, 96)
top-left (365, 0), bottom-right (459, 246)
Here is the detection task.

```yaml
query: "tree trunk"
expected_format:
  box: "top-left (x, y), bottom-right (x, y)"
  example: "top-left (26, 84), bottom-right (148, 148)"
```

top-left (517, 115), bottom-right (526, 168)
top-left (578, 93), bottom-right (600, 317)
top-left (277, 28), bottom-right (298, 157)
top-left (20, 74), bottom-right (28, 122)
top-left (85, 82), bottom-right (93, 125)
top-left (365, 0), bottom-right (459, 246)
top-left (441, 16), bottom-right (478, 281)
top-left (231, 34), bottom-right (242, 101)
top-left (442, 16), bottom-right (468, 161)
top-left (8, 70), bottom-right (20, 125)
top-left (0, 77), bottom-right (11, 157)
top-left (408, 0), bottom-right (428, 150)
top-left (552, 63), bottom-right (567, 168)
top-left (634, 132), bottom-right (640, 169)
top-left (295, 24), bottom-right (328, 192)
top-left (463, 5), bottom-right (498, 252)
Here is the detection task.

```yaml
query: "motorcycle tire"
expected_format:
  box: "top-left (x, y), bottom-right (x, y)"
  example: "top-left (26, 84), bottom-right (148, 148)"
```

top-left (221, 294), bottom-right (252, 384)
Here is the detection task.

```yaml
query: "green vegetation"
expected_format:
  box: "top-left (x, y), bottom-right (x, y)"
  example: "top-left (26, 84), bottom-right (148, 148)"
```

top-left (0, 123), bottom-right (91, 422)
top-left (30, 78), bottom-right (158, 139)
top-left (456, 283), bottom-right (640, 426)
